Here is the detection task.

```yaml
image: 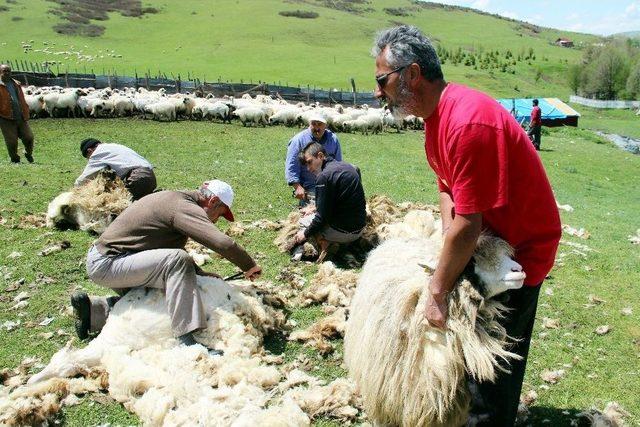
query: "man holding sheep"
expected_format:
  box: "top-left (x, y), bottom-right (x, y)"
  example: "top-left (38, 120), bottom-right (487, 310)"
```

top-left (372, 26), bottom-right (561, 426)
top-left (0, 64), bottom-right (34, 164)
top-left (72, 179), bottom-right (262, 351)
top-left (285, 114), bottom-right (342, 205)
top-left (76, 138), bottom-right (157, 200)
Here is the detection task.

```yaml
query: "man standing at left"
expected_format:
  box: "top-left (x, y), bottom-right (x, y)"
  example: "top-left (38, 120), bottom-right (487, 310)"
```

top-left (0, 64), bottom-right (34, 164)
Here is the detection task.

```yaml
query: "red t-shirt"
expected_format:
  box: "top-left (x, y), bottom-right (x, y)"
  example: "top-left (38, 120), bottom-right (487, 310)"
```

top-left (530, 105), bottom-right (542, 126)
top-left (424, 83), bottom-right (561, 286)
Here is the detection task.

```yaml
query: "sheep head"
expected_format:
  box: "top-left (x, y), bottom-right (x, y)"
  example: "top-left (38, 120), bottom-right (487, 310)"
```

top-left (464, 234), bottom-right (526, 299)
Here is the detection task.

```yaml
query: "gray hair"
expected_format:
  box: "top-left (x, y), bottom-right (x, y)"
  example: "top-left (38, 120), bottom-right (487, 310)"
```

top-left (372, 25), bottom-right (443, 82)
top-left (198, 186), bottom-right (223, 208)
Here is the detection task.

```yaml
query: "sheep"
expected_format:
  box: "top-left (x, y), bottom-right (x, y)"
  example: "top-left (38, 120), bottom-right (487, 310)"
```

top-left (145, 100), bottom-right (177, 121)
top-left (24, 94), bottom-right (45, 118)
top-left (200, 101), bottom-right (236, 123)
top-left (111, 94), bottom-right (134, 116)
top-left (46, 171), bottom-right (131, 234)
top-left (269, 107), bottom-right (301, 126)
top-left (233, 106), bottom-right (269, 127)
top-left (90, 99), bottom-right (115, 118)
top-left (344, 212), bottom-right (526, 426)
top-left (43, 89), bottom-right (83, 118)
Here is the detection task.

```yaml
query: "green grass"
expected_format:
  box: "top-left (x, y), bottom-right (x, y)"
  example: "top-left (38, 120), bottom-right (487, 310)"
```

top-left (571, 104), bottom-right (640, 139)
top-left (0, 117), bottom-right (638, 425)
top-left (0, 0), bottom-right (599, 97)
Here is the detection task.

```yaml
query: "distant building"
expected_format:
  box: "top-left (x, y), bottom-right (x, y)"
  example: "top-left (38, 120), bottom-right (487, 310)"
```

top-left (555, 38), bottom-right (574, 48)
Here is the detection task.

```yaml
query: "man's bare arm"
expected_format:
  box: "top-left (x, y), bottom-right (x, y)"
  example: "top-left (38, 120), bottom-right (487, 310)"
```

top-left (425, 211), bottom-right (482, 328)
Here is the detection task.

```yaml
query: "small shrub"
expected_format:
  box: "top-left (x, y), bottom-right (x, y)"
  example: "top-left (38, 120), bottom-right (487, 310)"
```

top-left (383, 7), bottom-right (411, 17)
top-left (278, 10), bottom-right (319, 19)
top-left (11, 15), bottom-right (22, 21)
top-left (67, 13), bottom-right (90, 24)
top-left (141, 7), bottom-right (159, 14)
top-left (53, 22), bottom-right (105, 37)
top-left (0, 5), bottom-right (9, 12)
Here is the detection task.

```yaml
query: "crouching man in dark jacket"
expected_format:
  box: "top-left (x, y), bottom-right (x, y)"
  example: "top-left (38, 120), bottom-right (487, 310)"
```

top-left (293, 142), bottom-right (366, 256)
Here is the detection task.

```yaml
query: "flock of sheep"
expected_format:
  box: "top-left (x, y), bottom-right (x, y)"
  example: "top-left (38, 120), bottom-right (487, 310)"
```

top-left (21, 85), bottom-right (425, 134)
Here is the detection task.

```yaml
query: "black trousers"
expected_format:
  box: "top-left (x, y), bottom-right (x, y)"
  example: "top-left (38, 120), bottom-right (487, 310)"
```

top-left (466, 284), bottom-right (542, 426)
top-left (528, 125), bottom-right (541, 150)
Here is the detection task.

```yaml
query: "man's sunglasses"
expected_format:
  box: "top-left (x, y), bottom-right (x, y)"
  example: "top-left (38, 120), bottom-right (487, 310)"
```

top-left (375, 65), bottom-right (407, 88)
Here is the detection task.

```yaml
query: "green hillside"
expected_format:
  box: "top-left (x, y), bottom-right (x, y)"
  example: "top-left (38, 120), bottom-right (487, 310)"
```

top-left (0, 0), bottom-right (600, 98)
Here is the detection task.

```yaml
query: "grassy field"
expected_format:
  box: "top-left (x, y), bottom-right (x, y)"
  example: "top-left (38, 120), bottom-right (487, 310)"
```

top-left (0, 0), bottom-right (598, 98)
top-left (0, 115), bottom-right (638, 425)
top-left (572, 105), bottom-right (640, 140)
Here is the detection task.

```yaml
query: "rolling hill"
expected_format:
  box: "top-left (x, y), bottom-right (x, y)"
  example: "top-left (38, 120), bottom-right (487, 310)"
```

top-left (0, 0), bottom-right (601, 98)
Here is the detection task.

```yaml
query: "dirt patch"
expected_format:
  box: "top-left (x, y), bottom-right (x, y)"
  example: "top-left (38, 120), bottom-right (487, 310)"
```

top-left (47, 0), bottom-right (160, 38)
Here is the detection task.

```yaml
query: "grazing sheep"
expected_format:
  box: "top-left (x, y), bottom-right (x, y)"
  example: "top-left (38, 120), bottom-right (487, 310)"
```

top-left (233, 106), bottom-right (269, 127)
top-left (46, 171), bottom-right (131, 234)
top-left (344, 214), bottom-right (526, 426)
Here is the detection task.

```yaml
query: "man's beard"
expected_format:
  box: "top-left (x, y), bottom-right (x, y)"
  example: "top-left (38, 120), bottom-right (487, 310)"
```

top-left (387, 76), bottom-right (416, 121)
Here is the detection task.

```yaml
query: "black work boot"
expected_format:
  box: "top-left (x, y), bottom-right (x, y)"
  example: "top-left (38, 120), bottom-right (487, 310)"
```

top-left (70, 292), bottom-right (91, 340)
top-left (177, 331), bottom-right (224, 356)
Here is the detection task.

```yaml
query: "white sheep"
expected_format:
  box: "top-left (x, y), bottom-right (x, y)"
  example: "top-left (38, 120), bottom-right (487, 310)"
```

top-left (344, 212), bottom-right (525, 426)
top-left (233, 106), bottom-right (269, 127)
top-left (268, 107), bottom-right (300, 126)
top-left (43, 89), bottom-right (83, 118)
top-left (145, 101), bottom-right (177, 121)
top-left (200, 101), bottom-right (235, 123)
top-left (24, 94), bottom-right (45, 118)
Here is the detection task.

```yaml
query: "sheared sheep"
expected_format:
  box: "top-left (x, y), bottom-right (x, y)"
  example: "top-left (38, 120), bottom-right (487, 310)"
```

top-left (46, 171), bottom-right (131, 234)
top-left (344, 213), bottom-right (526, 426)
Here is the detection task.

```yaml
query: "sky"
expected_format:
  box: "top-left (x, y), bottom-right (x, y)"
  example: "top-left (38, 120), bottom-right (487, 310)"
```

top-left (429, 1), bottom-right (640, 36)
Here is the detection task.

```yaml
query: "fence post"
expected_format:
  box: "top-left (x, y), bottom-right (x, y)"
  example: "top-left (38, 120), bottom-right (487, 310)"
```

top-left (65, 66), bottom-right (69, 88)
top-left (177, 74), bottom-right (181, 93)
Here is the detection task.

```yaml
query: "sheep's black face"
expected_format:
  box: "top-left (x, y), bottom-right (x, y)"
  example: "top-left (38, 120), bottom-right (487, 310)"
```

top-left (463, 235), bottom-right (526, 299)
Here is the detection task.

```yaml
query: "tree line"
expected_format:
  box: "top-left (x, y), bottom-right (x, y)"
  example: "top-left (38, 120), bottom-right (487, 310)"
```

top-left (568, 38), bottom-right (640, 100)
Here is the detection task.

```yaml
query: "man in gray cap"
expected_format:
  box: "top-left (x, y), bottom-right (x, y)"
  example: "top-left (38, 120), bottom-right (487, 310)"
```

top-left (284, 113), bottom-right (342, 205)
top-left (0, 64), bottom-right (34, 163)
top-left (77, 138), bottom-right (157, 200)
top-left (71, 179), bottom-right (262, 351)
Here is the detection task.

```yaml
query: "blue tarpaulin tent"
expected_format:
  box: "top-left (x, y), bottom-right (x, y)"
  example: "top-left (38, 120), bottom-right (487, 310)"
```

top-left (497, 98), bottom-right (580, 127)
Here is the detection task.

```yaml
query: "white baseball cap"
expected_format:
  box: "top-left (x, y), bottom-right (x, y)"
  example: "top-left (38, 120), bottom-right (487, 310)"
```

top-left (201, 179), bottom-right (235, 221)
top-left (308, 113), bottom-right (326, 124)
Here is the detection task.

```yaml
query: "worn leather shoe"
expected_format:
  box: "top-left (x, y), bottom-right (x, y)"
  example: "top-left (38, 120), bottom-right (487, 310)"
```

top-left (25, 153), bottom-right (34, 163)
top-left (70, 292), bottom-right (91, 340)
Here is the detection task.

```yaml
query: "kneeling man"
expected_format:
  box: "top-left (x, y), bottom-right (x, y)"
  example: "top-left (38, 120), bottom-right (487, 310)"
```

top-left (293, 142), bottom-right (366, 256)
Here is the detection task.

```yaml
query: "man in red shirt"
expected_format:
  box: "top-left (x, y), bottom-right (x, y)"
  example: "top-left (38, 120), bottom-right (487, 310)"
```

top-left (372, 26), bottom-right (561, 425)
top-left (528, 98), bottom-right (542, 150)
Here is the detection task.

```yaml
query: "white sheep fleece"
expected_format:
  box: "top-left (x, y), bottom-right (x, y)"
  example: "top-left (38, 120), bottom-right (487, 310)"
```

top-left (27, 277), bottom-right (315, 425)
top-left (344, 209), bottom-right (523, 426)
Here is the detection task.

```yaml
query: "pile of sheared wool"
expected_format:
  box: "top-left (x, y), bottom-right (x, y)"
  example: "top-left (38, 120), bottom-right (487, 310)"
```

top-left (5, 276), bottom-right (361, 426)
top-left (300, 262), bottom-right (360, 308)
